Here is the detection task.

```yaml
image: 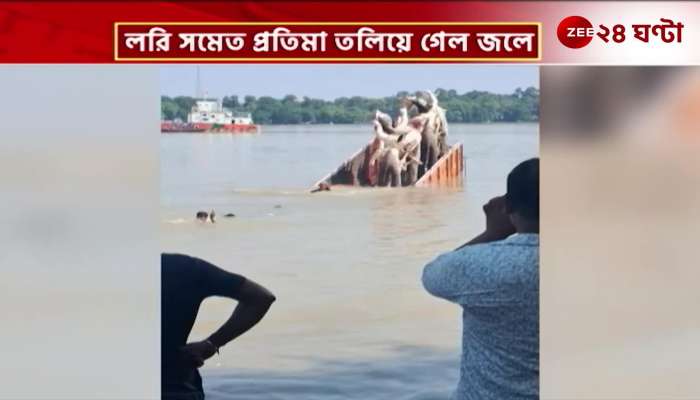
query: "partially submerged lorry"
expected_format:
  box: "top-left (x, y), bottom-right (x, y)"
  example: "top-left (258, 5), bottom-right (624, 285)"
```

top-left (312, 139), bottom-right (464, 190)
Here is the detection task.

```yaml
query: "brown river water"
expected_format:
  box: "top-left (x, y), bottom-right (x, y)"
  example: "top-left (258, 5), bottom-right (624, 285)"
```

top-left (160, 123), bottom-right (538, 399)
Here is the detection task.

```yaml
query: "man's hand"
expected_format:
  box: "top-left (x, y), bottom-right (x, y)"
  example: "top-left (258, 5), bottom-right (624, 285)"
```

top-left (456, 195), bottom-right (516, 249)
top-left (180, 340), bottom-right (217, 368)
top-left (483, 195), bottom-right (516, 240)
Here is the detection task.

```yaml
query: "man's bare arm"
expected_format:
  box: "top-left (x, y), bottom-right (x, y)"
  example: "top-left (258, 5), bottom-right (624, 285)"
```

top-left (180, 278), bottom-right (275, 366)
top-left (206, 279), bottom-right (276, 348)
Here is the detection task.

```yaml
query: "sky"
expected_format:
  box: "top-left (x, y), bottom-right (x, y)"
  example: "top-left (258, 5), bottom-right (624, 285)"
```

top-left (160, 65), bottom-right (538, 100)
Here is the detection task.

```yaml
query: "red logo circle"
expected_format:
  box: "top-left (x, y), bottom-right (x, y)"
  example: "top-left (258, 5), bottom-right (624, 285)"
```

top-left (557, 16), bottom-right (594, 49)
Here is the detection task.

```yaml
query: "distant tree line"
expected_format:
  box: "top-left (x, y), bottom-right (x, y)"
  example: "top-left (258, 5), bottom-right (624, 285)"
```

top-left (161, 87), bottom-right (539, 124)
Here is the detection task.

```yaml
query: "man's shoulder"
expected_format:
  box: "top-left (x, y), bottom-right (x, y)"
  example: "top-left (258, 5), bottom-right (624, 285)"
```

top-left (451, 234), bottom-right (539, 264)
top-left (161, 253), bottom-right (206, 282)
top-left (500, 233), bottom-right (539, 247)
top-left (162, 253), bottom-right (215, 266)
top-left (453, 238), bottom-right (508, 256)
top-left (465, 233), bottom-right (539, 251)
top-left (162, 252), bottom-right (188, 261)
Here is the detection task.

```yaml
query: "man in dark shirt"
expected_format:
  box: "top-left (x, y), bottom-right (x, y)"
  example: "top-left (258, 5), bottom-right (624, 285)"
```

top-left (161, 253), bottom-right (276, 400)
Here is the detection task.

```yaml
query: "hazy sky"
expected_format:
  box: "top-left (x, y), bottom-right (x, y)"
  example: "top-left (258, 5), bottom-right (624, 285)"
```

top-left (160, 65), bottom-right (538, 100)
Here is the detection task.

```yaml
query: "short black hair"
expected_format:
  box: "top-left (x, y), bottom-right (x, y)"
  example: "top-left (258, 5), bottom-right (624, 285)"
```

top-left (505, 158), bottom-right (539, 220)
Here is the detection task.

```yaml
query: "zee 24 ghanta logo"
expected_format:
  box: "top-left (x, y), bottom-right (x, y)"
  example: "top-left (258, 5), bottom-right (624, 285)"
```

top-left (556, 15), bottom-right (683, 48)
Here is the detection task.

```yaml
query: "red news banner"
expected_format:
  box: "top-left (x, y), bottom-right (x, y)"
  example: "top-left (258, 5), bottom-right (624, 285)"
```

top-left (115, 23), bottom-right (541, 62)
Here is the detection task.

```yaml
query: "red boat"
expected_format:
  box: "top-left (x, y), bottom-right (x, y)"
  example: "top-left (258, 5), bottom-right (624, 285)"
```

top-left (161, 99), bottom-right (260, 134)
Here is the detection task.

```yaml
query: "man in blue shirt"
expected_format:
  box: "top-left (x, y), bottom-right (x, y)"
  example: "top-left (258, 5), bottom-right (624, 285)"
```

top-left (423, 158), bottom-right (539, 400)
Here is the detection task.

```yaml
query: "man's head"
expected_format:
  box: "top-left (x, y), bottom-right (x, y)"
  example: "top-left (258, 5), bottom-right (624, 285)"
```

top-left (505, 158), bottom-right (539, 230)
top-left (196, 211), bottom-right (209, 222)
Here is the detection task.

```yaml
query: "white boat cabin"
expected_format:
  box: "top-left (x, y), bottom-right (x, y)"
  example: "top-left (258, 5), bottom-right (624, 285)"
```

top-left (187, 100), bottom-right (253, 125)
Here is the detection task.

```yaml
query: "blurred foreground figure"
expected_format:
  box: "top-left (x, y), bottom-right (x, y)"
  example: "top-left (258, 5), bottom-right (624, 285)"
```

top-left (161, 254), bottom-right (276, 400)
top-left (422, 159), bottom-right (539, 400)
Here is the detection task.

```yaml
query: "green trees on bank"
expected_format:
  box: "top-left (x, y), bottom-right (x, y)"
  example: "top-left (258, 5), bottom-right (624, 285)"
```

top-left (161, 87), bottom-right (539, 124)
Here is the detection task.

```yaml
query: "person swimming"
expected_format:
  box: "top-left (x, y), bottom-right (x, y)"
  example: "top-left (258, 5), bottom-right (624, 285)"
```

top-left (195, 210), bottom-right (217, 223)
top-left (196, 211), bottom-right (209, 222)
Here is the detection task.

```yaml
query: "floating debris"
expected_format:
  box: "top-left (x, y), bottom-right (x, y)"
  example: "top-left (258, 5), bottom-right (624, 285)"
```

top-left (310, 182), bottom-right (331, 193)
